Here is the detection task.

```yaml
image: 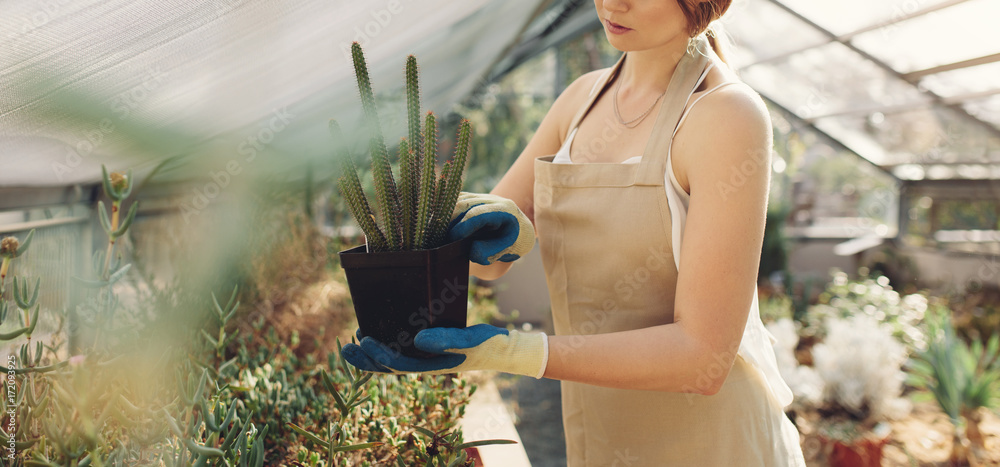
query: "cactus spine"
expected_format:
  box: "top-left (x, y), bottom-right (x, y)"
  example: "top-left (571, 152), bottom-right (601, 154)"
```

top-left (333, 120), bottom-right (388, 252)
top-left (413, 112), bottom-right (438, 249)
top-left (427, 120), bottom-right (471, 247)
top-left (335, 42), bottom-right (470, 252)
top-left (351, 42), bottom-right (403, 251)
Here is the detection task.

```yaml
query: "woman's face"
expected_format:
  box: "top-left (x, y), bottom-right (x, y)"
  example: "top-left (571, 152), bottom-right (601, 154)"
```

top-left (594, 0), bottom-right (691, 52)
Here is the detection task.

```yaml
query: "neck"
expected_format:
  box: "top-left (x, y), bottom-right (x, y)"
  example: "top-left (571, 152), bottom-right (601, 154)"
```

top-left (618, 36), bottom-right (692, 94)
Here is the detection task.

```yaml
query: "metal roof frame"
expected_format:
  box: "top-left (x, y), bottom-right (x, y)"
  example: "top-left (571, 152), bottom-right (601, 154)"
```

top-left (749, 0), bottom-right (1000, 146)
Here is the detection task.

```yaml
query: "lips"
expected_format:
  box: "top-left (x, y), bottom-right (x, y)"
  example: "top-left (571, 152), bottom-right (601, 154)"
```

top-left (605, 19), bottom-right (632, 35)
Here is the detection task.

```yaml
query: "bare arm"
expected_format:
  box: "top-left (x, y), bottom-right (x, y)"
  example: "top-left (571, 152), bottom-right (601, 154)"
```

top-left (542, 85), bottom-right (773, 395)
top-left (469, 71), bottom-right (604, 281)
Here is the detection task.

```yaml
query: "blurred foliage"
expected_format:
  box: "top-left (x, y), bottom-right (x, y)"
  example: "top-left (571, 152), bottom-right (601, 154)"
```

top-left (933, 200), bottom-right (999, 231)
top-left (556, 29), bottom-right (620, 90)
top-left (905, 197), bottom-right (999, 250)
top-left (907, 305), bottom-right (999, 464)
top-left (802, 268), bottom-right (930, 352)
top-left (758, 293), bottom-right (794, 324)
top-left (0, 167), bottom-right (485, 466)
top-left (947, 281), bottom-right (1000, 345)
top-left (759, 206), bottom-right (790, 285)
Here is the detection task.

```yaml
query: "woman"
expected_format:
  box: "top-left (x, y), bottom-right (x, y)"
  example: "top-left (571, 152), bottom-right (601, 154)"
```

top-left (344, 0), bottom-right (807, 464)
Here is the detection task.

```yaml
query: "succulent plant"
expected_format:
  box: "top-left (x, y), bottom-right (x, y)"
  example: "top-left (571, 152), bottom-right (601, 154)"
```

top-left (335, 42), bottom-right (472, 252)
top-left (98, 165), bottom-right (139, 278)
top-left (907, 306), bottom-right (1000, 464)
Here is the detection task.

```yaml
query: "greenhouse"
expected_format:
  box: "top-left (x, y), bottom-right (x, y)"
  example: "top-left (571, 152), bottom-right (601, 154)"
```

top-left (1, 0), bottom-right (998, 465)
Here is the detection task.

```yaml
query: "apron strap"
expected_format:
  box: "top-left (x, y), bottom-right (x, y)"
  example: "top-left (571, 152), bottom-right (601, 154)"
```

top-left (636, 36), bottom-right (714, 185)
top-left (559, 36), bottom-right (715, 186)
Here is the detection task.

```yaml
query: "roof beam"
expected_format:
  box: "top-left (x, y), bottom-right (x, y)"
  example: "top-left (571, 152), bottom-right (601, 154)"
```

top-left (902, 52), bottom-right (1000, 82)
top-left (804, 87), bottom-right (1000, 121)
top-left (756, 0), bottom-right (1000, 141)
top-left (745, 0), bottom-right (973, 68)
top-left (759, 94), bottom-right (900, 180)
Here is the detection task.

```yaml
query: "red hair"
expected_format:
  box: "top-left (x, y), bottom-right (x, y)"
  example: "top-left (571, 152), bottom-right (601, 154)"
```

top-left (678, 0), bottom-right (732, 63)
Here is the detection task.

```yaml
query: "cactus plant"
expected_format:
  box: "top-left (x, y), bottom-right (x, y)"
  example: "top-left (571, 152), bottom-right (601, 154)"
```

top-left (335, 42), bottom-right (472, 252)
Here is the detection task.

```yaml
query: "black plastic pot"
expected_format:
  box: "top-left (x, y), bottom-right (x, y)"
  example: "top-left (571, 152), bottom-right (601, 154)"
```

top-left (339, 238), bottom-right (470, 358)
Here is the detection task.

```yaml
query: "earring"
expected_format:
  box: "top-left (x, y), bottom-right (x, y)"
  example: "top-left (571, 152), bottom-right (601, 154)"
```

top-left (686, 35), bottom-right (698, 56)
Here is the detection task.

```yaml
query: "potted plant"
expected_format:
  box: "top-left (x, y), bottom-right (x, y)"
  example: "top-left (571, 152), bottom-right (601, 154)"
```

top-left (907, 304), bottom-right (999, 466)
top-left (334, 42), bottom-right (473, 358)
top-left (809, 314), bottom-right (912, 467)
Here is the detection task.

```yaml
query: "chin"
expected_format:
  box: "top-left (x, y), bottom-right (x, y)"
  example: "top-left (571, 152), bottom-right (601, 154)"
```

top-left (602, 33), bottom-right (640, 52)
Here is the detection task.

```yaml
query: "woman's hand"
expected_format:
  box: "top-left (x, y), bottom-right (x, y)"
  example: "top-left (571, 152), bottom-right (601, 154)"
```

top-left (447, 192), bottom-right (535, 266)
top-left (342, 324), bottom-right (548, 378)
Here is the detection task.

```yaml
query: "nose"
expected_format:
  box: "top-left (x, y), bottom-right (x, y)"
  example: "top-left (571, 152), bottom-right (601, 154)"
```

top-left (600, 0), bottom-right (630, 13)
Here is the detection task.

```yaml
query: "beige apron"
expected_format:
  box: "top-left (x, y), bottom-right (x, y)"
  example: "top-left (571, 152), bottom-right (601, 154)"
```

top-left (533, 38), bottom-right (806, 466)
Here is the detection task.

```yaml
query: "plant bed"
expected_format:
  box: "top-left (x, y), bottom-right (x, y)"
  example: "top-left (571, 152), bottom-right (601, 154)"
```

top-left (340, 238), bottom-right (471, 358)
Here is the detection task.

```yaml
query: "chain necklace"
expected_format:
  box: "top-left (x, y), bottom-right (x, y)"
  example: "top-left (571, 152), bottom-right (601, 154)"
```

top-left (613, 71), bottom-right (666, 129)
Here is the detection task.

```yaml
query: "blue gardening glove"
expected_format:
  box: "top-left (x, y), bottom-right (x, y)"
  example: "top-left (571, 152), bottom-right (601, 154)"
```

top-left (341, 324), bottom-right (548, 378)
top-left (447, 192), bottom-right (535, 266)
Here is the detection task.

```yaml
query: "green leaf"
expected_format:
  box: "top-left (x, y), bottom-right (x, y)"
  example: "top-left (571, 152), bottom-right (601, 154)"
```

top-left (112, 201), bottom-right (139, 237)
top-left (98, 201), bottom-right (112, 234)
top-left (101, 165), bottom-right (117, 200)
top-left (330, 385), bottom-right (349, 414)
top-left (331, 441), bottom-right (383, 453)
top-left (71, 276), bottom-right (109, 289)
top-left (0, 325), bottom-right (28, 341)
top-left (184, 438), bottom-right (225, 458)
top-left (15, 229), bottom-right (34, 257)
top-left (411, 426), bottom-right (437, 439)
top-left (222, 414), bottom-right (252, 452)
top-left (455, 439), bottom-right (517, 450)
top-left (13, 276), bottom-right (40, 310)
top-left (120, 168), bottom-right (135, 199)
top-left (286, 422), bottom-right (329, 449)
top-left (200, 330), bottom-right (218, 347)
top-left (320, 370), bottom-right (338, 396)
top-left (25, 305), bottom-right (39, 336)
top-left (108, 263), bottom-right (132, 284)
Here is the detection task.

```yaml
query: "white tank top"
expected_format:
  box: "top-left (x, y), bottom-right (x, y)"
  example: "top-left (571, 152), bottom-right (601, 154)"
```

top-left (550, 62), bottom-right (795, 408)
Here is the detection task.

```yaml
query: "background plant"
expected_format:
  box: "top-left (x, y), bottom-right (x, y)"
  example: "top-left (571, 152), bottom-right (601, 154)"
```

top-left (0, 169), bottom-right (273, 466)
top-left (810, 314), bottom-right (912, 441)
top-left (907, 305), bottom-right (999, 464)
top-left (803, 268), bottom-right (929, 351)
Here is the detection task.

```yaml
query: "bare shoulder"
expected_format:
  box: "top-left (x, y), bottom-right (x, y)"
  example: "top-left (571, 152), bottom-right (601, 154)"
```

top-left (549, 67), bottom-right (614, 142)
top-left (690, 79), bottom-right (770, 138)
top-left (672, 79), bottom-right (772, 192)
